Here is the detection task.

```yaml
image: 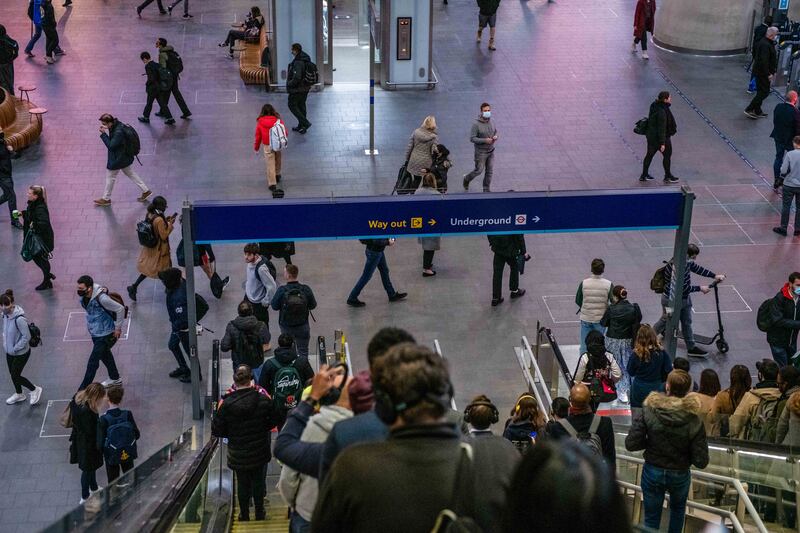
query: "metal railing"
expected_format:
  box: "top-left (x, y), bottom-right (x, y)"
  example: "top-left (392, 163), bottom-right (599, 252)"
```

top-left (515, 336), bottom-right (552, 423)
top-left (434, 339), bottom-right (458, 411)
top-left (617, 454), bottom-right (769, 533)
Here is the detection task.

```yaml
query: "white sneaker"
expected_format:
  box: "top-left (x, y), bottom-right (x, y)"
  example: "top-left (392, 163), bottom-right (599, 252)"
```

top-left (101, 379), bottom-right (122, 388)
top-left (618, 392), bottom-right (629, 404)
top-left (6, 393), bottom-right (27, 405)
top-left (79, 498), bottom-right (86, 505)
top-left (29, 386), bottom-right (42, 406)
top-left (642, 51), bottom-right (649, 60)
top-left (631, 42), bottom-right (637, 53)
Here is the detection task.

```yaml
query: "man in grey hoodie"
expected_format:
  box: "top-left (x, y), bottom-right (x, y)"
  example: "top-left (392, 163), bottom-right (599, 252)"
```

top-left (463, 102), bottom-right (498, 192)
top-left (243, 243), bottom-right (277, 350)
top-left (774, 135), bottom-right (800, 236)
top-left (76, 275), bottom-right (125, 390)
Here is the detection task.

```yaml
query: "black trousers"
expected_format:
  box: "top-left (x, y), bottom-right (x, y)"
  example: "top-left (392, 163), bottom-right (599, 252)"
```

top-left (0, 63), bottom-right (13, 96)
top-left (0, 176), bottom-right (18, 217)
top-left (492, 253), bottom-right (519, 300)
top-left (43, 25), bottom-right (59, 58)
top-left (235, 466), bottom-right (266, 516)
top-left (6, 352), bottom-right (35, 394)
top-left (423, 250), bottom-right (435, 269)
top-left (288, 92), bottom-right (311, 129)
top-left (746, 74), bottom-right (771, 114)
top-left (106, 459), bottom-right (134, 483)
top-left (32, 253), bottom-right (52, 283)
top-left (169, 78), bottom-right (191, 116)
top-left (642, 138), bottom-right (672, 178)
top-left (143, 90), bottom-right (172, 119)
top-left (137, 0), bottom-right (165, 11)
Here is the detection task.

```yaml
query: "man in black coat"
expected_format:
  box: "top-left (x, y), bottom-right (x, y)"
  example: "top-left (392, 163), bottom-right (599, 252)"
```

top-left (41, 0), bottom-right (61, 65)
top-left (770, 90), bottom-right (800, 189)
top-left (546, 383), bottom-right (616, 467)
top-left (212, 365), bottom-right (278, 521)
top-left (138, 51), bottom-right (174, 125)
top-left (0, 25), bottom-right (18, 97)
top-left (0, 133), bottom-right (21, 229)
top-left (765, 272), bottom-right (800, 367)
top-left (746, 26), bottom-right (779, 119)
top-left (287, 43), bottom-right (312, 134)
top-left (487, 233), bottom-right (528, 306)
top-left (641, 91), bottom-right (679, 183)
top-left (748, 16), bottom-right (772, 93)
top-left (95, 113), bottom-right (152, 206)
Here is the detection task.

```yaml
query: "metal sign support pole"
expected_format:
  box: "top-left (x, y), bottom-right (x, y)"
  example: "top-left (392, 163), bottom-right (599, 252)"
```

top-left (366, 31), bottom-right (378, 156)
top-left (182, 201), bottom-right (203, 420)
top-left (664, 187), bottom-right (695, 358)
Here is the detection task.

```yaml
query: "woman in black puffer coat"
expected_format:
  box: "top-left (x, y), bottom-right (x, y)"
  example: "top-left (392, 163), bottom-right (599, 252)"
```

top-left (21, 185), bottom-right (55, 291)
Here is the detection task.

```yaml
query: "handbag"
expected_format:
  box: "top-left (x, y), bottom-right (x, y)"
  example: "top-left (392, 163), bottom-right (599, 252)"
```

top-left (60, 400), bottom-right (74, 428)
top-left (393, 161), bottom-right (415, 195)
top-left (576, 355), bottom-right (618, 403)
top-left (633, 117), bottom-right (649, 135)
top-left (20, 228), bottom-right (50, 263)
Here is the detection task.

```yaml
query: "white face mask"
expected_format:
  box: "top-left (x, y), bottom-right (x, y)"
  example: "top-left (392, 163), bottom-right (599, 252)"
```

top-left (482, 111), bottom-right (491, 119)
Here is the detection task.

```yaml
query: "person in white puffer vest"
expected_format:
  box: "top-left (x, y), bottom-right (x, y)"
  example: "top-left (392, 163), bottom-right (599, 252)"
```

top-left (575, 258), bottom-right (613, 354)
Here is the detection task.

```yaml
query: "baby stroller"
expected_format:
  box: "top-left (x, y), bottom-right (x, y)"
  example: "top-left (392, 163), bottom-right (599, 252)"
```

top-left (430, 143), bottom-right (451, 193)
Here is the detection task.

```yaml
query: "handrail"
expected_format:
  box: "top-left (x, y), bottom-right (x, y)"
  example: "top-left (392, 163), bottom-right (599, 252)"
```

top-left (537, 325), bottom-right (574, 389)
top-left (344, 341), bottom-right (353, 372)
top-left (516, 337), bottom-right (550, 423)
top-left (617, 454), bottom-right (769, 533)
top-left (434, 339), bottom-right (458, 410)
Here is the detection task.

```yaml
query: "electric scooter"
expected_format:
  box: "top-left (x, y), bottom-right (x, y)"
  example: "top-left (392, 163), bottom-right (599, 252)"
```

top-left (678, 279), bottom-right (729, 354)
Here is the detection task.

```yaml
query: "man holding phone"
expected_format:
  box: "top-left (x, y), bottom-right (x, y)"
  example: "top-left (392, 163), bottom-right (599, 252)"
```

top-left (463, 102), bottom-right (498, 192)
top-left (95, 113), bottom-right (152, 207)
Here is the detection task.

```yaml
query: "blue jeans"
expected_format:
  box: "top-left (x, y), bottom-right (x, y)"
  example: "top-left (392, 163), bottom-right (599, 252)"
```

top-left (579, 321), bottom-right (605, 354)
top-left (775, 141), bottom-right (792, 182)
top-left (348, 249), bottom-right (396, 302)
top-left (779, 185), bottom-right (800, 231)
top-left (80, 469), bottom-right (98, 499)
top-left (654, 295), bottom-right (695, 350)
top-left (289, 511), bottom-right (311, 533)
top-left (25, 24), bottom-right (42, 54)
top-left (769, 343), bottom-right (794, 368)
top-left (79, 334), bottom-right (121, 390)
top-left (281, 322), bottom-right (311, 357)
top-left (168, 330), bottom-right (190, 370)
top-left (641, 463), bottom-right (691, 533)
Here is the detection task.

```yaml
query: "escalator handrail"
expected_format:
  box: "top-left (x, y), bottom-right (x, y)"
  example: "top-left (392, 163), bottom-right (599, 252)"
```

top-left (434, 339), bottom-right (458, 411)
top-left (517, 337), bottom-right (551, 423)
top-left (617, 454), bottom-right (768, 533)
top-left (538, 326), bottom-right (575, 389)
top-left (150, 436), bottom-right (220, 533)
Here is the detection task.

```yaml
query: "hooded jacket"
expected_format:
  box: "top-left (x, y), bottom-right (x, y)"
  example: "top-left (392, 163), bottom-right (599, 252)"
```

top-left (221, 315), bottom-right (270, 366)
top-left (254, 115), bottom-right (287, 151)
top-left (211, 386), bottom-right (277, 469)
top-left (2, 305), bottom-right (30, 356)
top-left (404, 127), bottom-right (439, 176)
top-left (100, 119), bottom-right (135, 171)
top-left (766, 284), bottom-right (800, 347)
top-left (625, 392), bottom-right (709, 471)
top-left (645, 100), bottom-right (677, 146)
top-left (278, 405), bottom-right (353, 521)
top-left (165, 279), bottom-right (189, 332)
top-left (287, 51), bottom-right (312, 94)
top-left (470, 115), bottom-right (497, 154)
top-left (257, 346), bottom-right (314, 395)
top-left (729, 382), bottom-right (781, 439)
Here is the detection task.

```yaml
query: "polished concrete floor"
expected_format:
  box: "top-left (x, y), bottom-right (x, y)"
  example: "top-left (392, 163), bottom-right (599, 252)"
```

top-left (0, 0), bottom-right (795, 529)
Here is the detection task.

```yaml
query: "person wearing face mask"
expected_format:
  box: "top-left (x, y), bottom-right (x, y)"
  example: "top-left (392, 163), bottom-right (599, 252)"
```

top-left (127, 196), bottom-right (175, 302)
top-left (286, 43), bottom-right (313, 134)
top-left (1, 290), bottom-right (42, 406)
top-left (763, 272), bottom-right (800, 367)
top-left (653, 243), bottom-right (725, 357)
top-left (76, 275), bottom-right (125, 390)
top-left (463, 102), bottom-right (498, 192)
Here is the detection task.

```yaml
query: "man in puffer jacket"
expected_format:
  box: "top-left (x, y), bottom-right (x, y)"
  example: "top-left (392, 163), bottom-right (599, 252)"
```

top-left (575, 258), bottom-right (613, 354)
top-left (625, 369), bottom-right (708, 533)
top-left (277, 371), bottom-right (373, 532)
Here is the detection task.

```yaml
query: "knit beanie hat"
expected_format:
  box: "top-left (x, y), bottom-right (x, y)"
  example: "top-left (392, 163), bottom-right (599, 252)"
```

top-left (348, 370), bottom-right (374, 415)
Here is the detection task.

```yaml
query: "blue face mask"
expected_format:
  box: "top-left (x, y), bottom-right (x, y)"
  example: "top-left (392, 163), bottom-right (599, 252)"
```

top-left (794, 287), bottom-right (800, 296)
top-left (482, 111), bottom-right (491, 119)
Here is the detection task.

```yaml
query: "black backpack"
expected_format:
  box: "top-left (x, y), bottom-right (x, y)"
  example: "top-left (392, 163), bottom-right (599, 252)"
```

top-left (282, 288), bottom-right (309, 327)
top-left (0, 38), bottom-right (18, 63)
top-left (164, 49), bottom-right (184, 75)
top-left (119, 123), bottom-right (141, 159)
top-left (14, 316), bottom-right (41, 348)
top-left (757, 298), bottom-right (782, 332)
top-left (157, 65), bottom-right (174, 92)
top-left (103, 410), bottom-right (138, 466)
top-left (136, 217), bottom-right (159, 248)
top-left (303, 60), bottom-right (319, 86)
top-left (235, 327), bottom-right (264, 369)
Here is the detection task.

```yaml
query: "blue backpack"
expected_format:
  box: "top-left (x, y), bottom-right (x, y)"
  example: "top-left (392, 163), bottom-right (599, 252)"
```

top-left (103, 411), bottom-right (138, 466)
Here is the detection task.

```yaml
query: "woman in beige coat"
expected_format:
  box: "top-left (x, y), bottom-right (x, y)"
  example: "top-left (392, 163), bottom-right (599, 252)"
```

top-left (403, 116), bottom-right (439, 192)
top-left (127, 196), bottom-right (175, 301)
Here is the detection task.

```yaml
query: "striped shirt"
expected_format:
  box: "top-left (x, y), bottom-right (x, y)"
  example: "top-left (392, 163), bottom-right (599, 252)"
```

top-left (663, 260), bottom-right (716, 299)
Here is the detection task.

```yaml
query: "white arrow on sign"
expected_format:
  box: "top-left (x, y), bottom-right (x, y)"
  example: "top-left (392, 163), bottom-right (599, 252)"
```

top-left (532, 216), bottom-right (540, 223)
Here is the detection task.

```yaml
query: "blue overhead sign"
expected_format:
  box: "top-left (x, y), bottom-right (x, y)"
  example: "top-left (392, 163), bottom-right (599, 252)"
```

top-left (191, 189), bottom-right (684, 243)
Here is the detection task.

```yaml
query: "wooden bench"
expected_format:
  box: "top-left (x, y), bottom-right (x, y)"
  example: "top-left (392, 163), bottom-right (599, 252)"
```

top-left (0, 89), bottom-right (43, 151)
top-left (238, 30), bottom-right (270, 87)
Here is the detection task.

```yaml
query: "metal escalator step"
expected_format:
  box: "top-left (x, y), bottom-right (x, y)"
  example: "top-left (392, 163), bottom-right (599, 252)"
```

top-left (170, 524), bottom-right (202, 533)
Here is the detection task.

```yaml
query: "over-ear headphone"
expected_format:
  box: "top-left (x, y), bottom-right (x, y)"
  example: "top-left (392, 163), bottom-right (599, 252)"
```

top-left (374, 381), bottom-right (454, 426)
top-left (514, 394), bottom-right (536, 414)
top-left (464, 397), bottom-right (499, 425)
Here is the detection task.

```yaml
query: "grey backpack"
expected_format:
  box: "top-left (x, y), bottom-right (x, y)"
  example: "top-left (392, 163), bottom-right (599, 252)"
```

top-left (558, 415), bottom-right (603, 456)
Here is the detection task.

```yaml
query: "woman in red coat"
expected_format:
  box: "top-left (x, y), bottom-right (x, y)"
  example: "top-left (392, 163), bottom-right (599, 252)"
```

top-left (633, 0), bottom-right (656, 60)
top-left (254, 103), bottom-right (287, 197)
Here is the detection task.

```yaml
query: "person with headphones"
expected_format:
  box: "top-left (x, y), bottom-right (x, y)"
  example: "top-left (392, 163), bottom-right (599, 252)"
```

top-left (502, 392), bottom-right (546, 454)
top-left (312, 343), bottom-right (518, 533)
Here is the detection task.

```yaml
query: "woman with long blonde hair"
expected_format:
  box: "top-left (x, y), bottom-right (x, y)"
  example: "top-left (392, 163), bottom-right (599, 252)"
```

top-left (402, 115), bottom-right (439, 192)
top-left (70, 383), bottom-right (106, 504)
top-left (627, 324), bottom-right (673, 408)
top-left (502, 392), bottom-right (545, 453)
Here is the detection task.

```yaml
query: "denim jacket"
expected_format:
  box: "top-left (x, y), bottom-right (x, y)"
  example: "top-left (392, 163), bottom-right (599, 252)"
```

top-left (80, 284), bottom-right (123, 338)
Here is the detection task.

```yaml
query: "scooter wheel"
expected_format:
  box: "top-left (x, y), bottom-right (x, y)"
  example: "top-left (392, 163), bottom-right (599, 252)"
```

top-left (716, 340), bottom-right (729, 354)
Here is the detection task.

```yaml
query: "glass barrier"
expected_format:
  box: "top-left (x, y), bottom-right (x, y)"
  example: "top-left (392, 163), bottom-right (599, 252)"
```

top-left (41, 428), bottom-right (203, 533)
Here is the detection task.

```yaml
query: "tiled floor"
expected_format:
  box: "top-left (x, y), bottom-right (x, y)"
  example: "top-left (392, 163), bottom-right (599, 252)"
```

top-left (0, 0), bottom-right (798, 529)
